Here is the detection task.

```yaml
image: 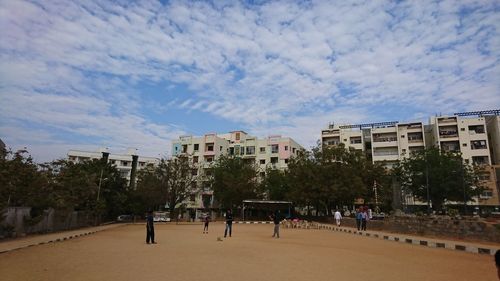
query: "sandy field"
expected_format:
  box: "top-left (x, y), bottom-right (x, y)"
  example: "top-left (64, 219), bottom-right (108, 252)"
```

top-left (0, 222), bottom-right (497, 281)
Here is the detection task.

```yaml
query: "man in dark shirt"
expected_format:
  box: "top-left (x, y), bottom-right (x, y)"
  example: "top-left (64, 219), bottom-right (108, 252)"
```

top-left (270, 210), bottom-right (281, 238)
top-left (146, 210), bottom-right (156, 244)
top-left (224, 209), bottom-right (233, 238)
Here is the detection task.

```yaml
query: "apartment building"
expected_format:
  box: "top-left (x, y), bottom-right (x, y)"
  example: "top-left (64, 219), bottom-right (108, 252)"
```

top-left (67, 148), bottom-right (159, 186)
top-left (171, 131), bottom-right (304, 213)
top-left (428, 115), bottom-right (491, 166)
top-left (321, 110), bottom-right (500, 209)
top-left (321, 124), bottom-right (365, 152)
top-left (321, 121), bottom-right (425, 168)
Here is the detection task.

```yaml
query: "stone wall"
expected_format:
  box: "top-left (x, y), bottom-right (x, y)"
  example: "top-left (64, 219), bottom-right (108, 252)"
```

top-left (322, 216), bottom-right (500, 244)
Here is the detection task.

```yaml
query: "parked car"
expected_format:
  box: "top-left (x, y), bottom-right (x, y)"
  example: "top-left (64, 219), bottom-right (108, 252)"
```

top-left (117, 215), bottom-right (133, 222)
top-left (153, 212), bottom-right (171, 222)
top-left (372, 213), bottom-right (386, 220)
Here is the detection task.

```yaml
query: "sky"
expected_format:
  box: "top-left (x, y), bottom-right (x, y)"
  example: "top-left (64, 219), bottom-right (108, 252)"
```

top-left (1, 0), bottom-right (499, 162)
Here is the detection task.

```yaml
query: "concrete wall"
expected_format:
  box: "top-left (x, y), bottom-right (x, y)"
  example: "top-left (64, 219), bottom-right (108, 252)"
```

top-left (323, 216), bottom-right (500, 243)
top-left (1, 207), bottom-right (94, 239)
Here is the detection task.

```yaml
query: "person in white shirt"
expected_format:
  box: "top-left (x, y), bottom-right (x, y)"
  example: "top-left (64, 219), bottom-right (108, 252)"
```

top-left (334, 210), bottom-right (342, 227)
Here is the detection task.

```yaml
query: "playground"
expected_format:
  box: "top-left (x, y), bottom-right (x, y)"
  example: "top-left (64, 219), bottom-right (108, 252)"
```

top-left (0, 222), bottom-right (497, 281)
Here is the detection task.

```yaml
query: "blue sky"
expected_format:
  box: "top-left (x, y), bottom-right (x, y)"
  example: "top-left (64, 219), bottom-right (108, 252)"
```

top-left (1, 0), bottom-right (499, 162)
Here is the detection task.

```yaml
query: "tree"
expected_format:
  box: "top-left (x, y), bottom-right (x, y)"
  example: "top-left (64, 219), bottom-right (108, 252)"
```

top-left (286, 144), bottom-right (389, 216)
top-left (0, 149), bottom-right (52, 215)
top-left (393, 147), bottom-right (484, 212)
top-left (44, 158), bottom-right (128, 221)
top-left (210, 155), bottom-right (259, 210)
top-left (259, 167), bottom-right (289, 201)
top-left (136, 156), bottom-right (198, 218)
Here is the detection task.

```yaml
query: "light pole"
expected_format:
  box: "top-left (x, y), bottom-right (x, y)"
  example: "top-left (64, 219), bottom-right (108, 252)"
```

top-left (425, 153), bottom-right (431, 215)
top-left (97, 169), bottom-right (104, 201)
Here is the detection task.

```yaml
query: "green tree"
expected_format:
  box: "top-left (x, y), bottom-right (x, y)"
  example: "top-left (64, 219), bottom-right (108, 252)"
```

top-left (259, 167), bottom-right (289, 201)
top-left (43, 158), bottom-right (127, 221)
top-left (136, 156), bottom-right (198, 218)
top-left (0, 149), bottom-right (52, 215)
top-left (393, 147), bottom-right (483, 212)
top-left (210, 155), bottom-right (259, 209)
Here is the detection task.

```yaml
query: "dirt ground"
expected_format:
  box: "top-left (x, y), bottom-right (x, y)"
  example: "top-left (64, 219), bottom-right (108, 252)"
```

top-left (0, 223), bottom-right (497, 281)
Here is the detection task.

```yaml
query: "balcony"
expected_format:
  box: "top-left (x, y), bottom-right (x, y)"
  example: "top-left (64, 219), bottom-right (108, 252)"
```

top-left (437, 117), bottom-right (457, 124)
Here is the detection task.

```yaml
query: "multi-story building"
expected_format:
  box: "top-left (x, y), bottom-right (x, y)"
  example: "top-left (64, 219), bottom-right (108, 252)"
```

top-left (321, 121), bottom-right (425, 168)
top-left (67, 148), bottom-right (159, 186)
top-left (171, 131), bottom-right (304, 216)
top-left (428, 115), bottom-right (491, 166)
top-left (321, 110), bottom-right (500, 210)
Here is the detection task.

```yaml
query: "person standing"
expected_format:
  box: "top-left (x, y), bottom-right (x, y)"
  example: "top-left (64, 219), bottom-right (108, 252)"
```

top-left (361, 207), bottom-right (368, 231)
top-left (224, 209), bottom-right (233, 238)
top-left (146, 210), bottom-right (156, 244)
top-left (356, 208), bottom-right (362, 231)
top-left (203, 214), bottom-right (210, 234)
top-left (334, 210), bottom-right (342, 227)
top-left (270, 210), bottom-right (281, 238)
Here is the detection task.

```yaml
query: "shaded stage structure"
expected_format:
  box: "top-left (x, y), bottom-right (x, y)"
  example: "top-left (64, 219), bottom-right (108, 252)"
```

top-left (242, 200), bottom-right (293, 221)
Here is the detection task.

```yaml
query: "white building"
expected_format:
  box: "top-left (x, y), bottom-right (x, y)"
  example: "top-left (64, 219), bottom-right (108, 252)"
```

top-left (67, 148), bottom-right (159, 186)
top-left (321, 110), bottom-right (500, 209)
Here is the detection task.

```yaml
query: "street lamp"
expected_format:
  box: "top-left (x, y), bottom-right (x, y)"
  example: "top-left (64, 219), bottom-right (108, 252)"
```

top-left (425, 153), bottom-right (431, 215)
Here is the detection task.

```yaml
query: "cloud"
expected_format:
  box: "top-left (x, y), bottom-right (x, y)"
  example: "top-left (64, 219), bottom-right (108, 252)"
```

top-left (0, 0), bottom-right (499, 161)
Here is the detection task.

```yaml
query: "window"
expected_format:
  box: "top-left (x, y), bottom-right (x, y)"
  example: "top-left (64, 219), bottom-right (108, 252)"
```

top-left (205, 156), bottom-right (213, 163)
top-left (285, 146), bottom-right (288, 151)
top-left (350, 137), bottom-right (362, 144)
top-left (194, 144), bottom-right (199, 151)
top-left (110, 160), bottom-right (115, 164)
top-left (471, 140), bottom-right (487, 150)
top-left (408, 132), bottom-right (423, 142)
top-left (122, 161), bottom-right (128, 166)
top-left (285, 159), bottom-right (289, 164)
top-left (460, 128), bottom-right (465, 131)
top-left (220, 146), bottom-right (223, 152)
top-left (229, 147), bottom-right (234, 155)
top-left (271, 157), bottom-right (278, 164)
top-left (478, 173), bottom-right (490, 181)
top-left (246, 146), bottom-right (255, 155)
top-left (462, 143), bottom-right (467, 147)
top-left (469, 125), bottom-right (485, 134)
top-left (260, 147), bottom-right (266, 153)
top-left (191, 169), bottom-right (198, 176)
top-left (271, 144), bottom-right (279, 154)
top-left (139, 162), bottom-right (145, 167)
top-left (193, 156), bottom-right (199, 163)
top-left (401, 149), bottom-right (406, 155)
top-left (236, 132), bottom-right (240, 141)
top-left (206, 144), bottom-right (214, 151)
top-left (292, 148), bottom-right (296, 153)
top-left (472, 156), bottom-right (488, 165)
top-left (401, 135), bottom-right (405, 138)
top-left (260, 159), bottom-right (265, 165)
top-left (182, 144), bottom-right (188, 153)
top-left (481, 190), bottom-right (493, 198)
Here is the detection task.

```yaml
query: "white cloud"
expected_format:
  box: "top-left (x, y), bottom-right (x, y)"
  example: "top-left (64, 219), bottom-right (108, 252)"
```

top-left (0, 0), bottom-right (499, 161)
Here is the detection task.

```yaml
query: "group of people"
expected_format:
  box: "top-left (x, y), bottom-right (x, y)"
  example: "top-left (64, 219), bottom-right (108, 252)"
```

top-left (331, 206), bottom-right (371, 231)
top-left (355, 206), bottom-right (372, 231)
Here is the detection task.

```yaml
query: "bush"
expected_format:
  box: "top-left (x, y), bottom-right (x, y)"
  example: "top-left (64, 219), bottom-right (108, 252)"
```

top-left (0, 224), bottom-right (15, 238)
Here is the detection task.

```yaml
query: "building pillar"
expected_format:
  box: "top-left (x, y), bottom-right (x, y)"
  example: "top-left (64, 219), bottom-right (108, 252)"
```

top-left (130, 155), bottom-right (139, 189)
